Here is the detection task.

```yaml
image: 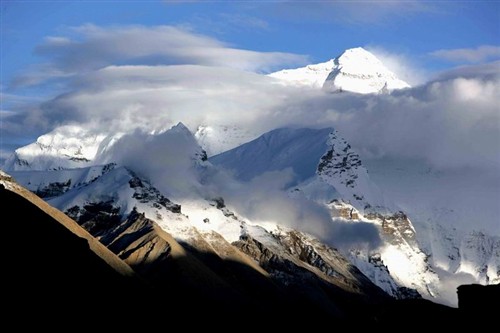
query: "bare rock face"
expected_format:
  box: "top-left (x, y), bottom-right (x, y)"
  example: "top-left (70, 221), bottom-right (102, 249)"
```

top-left (234, 230), bottom-right (390, 319)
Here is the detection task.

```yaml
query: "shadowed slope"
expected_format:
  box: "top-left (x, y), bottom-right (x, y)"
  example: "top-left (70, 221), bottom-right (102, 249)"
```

top-left (0, 174), bottom-right (145, 329)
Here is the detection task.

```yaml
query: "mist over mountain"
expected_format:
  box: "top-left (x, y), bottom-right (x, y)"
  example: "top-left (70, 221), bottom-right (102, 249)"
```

top-left (3, 47), bottom-right (499, 310)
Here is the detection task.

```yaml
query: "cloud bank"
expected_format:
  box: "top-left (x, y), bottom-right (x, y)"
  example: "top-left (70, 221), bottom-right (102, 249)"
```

top-left (16, 24), bottom-right (307, 88)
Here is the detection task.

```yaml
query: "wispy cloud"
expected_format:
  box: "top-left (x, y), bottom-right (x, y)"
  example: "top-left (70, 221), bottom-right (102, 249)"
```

top-left (13, 24), bottom-right (307, 88)
top-left (430, 45), bottom-right (500, 63)
top-left (366, 46), bottom-right (429, 85)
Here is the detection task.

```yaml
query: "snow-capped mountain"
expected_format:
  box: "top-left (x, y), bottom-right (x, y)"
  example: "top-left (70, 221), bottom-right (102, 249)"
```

top-left (269, 47), bottom-right (410, 94)
top-left (3, 125), bottom-right (107, 171)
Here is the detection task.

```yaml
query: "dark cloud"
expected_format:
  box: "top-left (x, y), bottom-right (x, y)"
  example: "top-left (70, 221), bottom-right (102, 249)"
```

top-left (329, 220), bottom-right (382, 250)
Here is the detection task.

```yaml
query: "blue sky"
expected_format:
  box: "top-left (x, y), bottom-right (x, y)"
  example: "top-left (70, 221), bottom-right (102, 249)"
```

top-left (1, 0), bottom-right (499, 154)
top-left (2, 1), bottom-right (499, 79)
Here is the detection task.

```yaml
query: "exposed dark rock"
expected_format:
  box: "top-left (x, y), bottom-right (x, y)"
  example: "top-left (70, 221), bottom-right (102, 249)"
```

top-left (128, 173), bottom-right (181, 213)
top-left (35, 179), bottom-right (72, 198)
top-left (317, 132), bottom-right (363, 189)
top-left (66, 201), bottom-right (122, 237)
top-left (69, 156), bottom-right (90, 162)
top-left (210, 197), bottom-right (237, 218)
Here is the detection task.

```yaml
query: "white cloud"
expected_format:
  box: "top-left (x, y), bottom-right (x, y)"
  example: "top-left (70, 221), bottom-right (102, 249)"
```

top-left (39, 64), bottom-right (293, 135)
top-left (205, 167), bottom-right (382, 248)
top-left (34, 61), bottom-right (500, 175)
top-left (433, 61), bottom-right (500, 81)
top-left (95, 123), bottom-right (207, 198)
top-left (13, 24), bottom-right (307, 88)
top-left (430, 45), bottom-right (500, 63)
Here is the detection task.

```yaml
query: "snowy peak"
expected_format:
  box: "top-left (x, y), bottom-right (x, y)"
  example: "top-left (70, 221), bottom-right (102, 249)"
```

top-left (323, 47), bottom-right (410, 94)
top-left (269, 47), bottom-right (409, 94)
top-left (333, 47), bottom-right (386, 76)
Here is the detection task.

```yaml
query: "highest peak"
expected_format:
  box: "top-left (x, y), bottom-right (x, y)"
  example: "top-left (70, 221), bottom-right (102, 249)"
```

top-left (337, 47), bottom-right (375, 58)
top-left (334, 47), bottom-right (385, 71)
top-left (323, 47), bottom-right (410, 93)
top-left (268, 47), bottom-right (409, 92)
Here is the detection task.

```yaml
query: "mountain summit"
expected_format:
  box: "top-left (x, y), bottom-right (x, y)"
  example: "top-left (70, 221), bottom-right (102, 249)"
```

top-left (323, 47), bottom-right (410, 93)
top-left (269, 47), bottom-right (410, 94)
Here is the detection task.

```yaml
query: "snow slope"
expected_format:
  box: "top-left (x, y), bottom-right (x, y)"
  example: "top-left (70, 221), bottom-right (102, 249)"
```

top-left (323, 47), bottom-right (410, 94)
top-left (268, 59), bottom-right (334, 88)
top-left (317, 131), bottom-right (387, 211)
top-left (3, 125), bottom-right (107, 171)
top-left (211, 127), bottom-right (333, 184)
top-left (194, 124), bottom-right (258, 157)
